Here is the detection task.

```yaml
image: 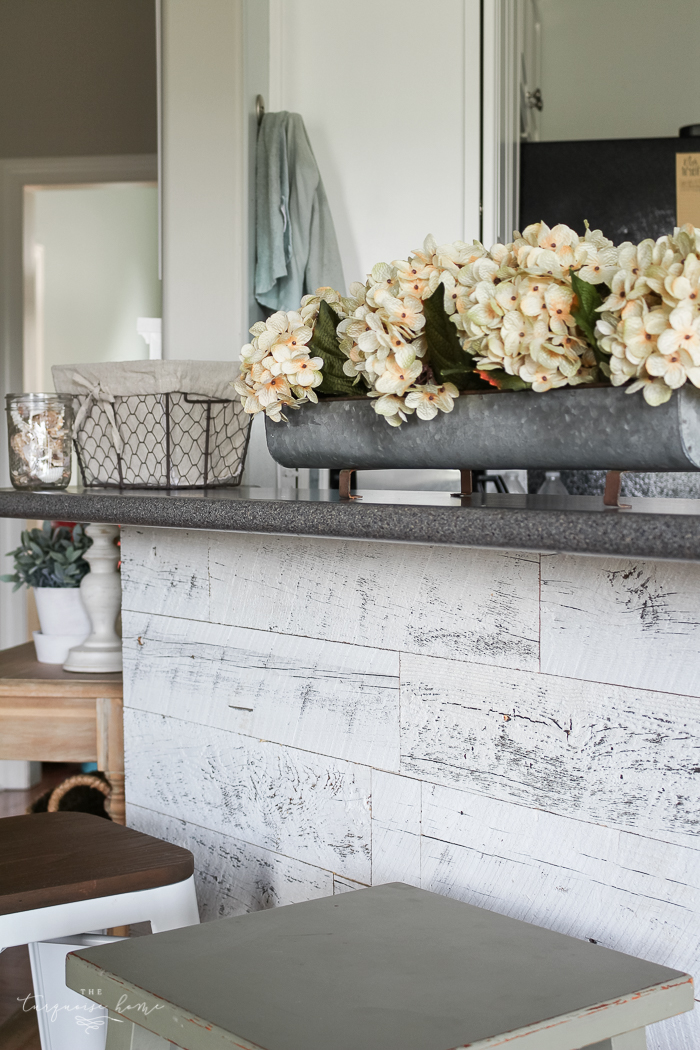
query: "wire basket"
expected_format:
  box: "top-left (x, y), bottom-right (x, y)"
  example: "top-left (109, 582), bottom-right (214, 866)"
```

top-left (73, 391), bottom-right (251, 489)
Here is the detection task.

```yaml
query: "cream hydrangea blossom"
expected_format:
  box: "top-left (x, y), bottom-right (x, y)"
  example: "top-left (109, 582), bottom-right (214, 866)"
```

top-left (335, 259), bottom-right (457, 426)
top-left (449, 222), bottom-right (603, 389)
top-left (594, 224), bottom-right (700, 405)
top-left (299, 286), bottom-right (358, 327)
top-left (234, 310), bottom-right (324, 421)
top-left (405, 383), bottom-right (459, 420)
top-left (235, 223), bottom-right (700, 427)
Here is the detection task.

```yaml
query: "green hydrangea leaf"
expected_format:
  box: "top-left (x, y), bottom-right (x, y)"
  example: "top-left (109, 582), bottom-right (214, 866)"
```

top-left (571, 271), bottom-right (607, 363)
top-left (309, 300), bottom-right (358, 397)
top-left (423, 286), bottom-right (491, 391)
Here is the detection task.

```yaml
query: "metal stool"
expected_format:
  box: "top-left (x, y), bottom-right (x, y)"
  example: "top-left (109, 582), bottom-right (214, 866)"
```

top-left (0, 811), bottom-right (199, 1050)
top-left (66, 882), bottom-right (693, 1050)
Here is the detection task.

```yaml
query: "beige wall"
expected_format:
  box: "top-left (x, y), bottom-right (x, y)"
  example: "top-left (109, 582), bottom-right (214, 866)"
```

top-left (0, 0), bottom-right (156, 157)
top-left (161, 0), bottom-right (248, 362)
top-left (539, 0), bottom-right (700, 142)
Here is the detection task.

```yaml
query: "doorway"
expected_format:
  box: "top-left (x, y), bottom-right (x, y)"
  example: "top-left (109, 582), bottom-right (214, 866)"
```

top-left (0, 153), bottom-right (157, 653)
top-left (23, 181), bottom-right (160, 394)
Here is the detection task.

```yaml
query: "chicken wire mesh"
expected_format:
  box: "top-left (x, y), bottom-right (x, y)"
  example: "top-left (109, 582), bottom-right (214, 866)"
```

top-left (73, 392), bottom-right (251, 488)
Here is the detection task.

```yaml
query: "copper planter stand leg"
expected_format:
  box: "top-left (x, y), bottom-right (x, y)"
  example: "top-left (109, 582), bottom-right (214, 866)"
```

top-left (603, 470), bottom-right (622, 506)
top-left (339, 468), bottom-right (362, 500)
top-left (451, 470), bottom-right (473, 498)
top-left (604, 470), bottom-right (631, 509)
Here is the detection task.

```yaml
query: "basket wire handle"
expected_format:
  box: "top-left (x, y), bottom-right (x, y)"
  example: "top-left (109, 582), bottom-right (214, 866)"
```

top-left (72, 375), bottom-right (124, 455)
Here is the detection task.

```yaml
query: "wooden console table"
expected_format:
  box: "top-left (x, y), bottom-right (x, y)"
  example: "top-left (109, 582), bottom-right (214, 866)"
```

top-left (0, 643), bottom-right (124, 823)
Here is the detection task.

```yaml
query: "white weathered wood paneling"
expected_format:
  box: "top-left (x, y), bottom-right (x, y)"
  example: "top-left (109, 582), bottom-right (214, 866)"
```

top-left (421, 781), bottom-right (700, 964)
top-left (127, 803), bottom-right (334, 919)
top-left (332, 874), bottom-right (369, 894)
top-left (371, 770), bottom-right (421, 886)
top-left (208, 532), bottom-right (540, 671)
top-left (121, 526), bottom-right (210, 621)
top-left (646, 1012), bottom-right (697, 1050)
top-left (124, 709), bottom-right (372, 883)
top-left (122, 610), bottom-right (400, 769)
top-left (421, 782), bottom-right (700, 1050)
top-left (401, 652), bottom-right (700, 845)
top-left (119, 526), bottom-right (700, 1050)
top-left (541, 553), bottom-right (700, 697)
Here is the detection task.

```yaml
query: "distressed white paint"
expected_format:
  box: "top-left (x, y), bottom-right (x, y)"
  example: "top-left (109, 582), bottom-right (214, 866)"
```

top-left (421, 782), bottom-right (700, 1050)
top-left (421, 781), bottom-right (700, 965)
top-left (121, 527), bottom-right (700, 1050)
top-left (541, 554), bottom-right (700, 698)
top-left (208, 532), bottom-right (540, 670)
top-left (122, 610), bottom-right (399, 769)
top-left (127, 804), bottom-right (333, 920)
top-left (401, 653), bottom-right (700, 845)
top-left (121, 527), bottom-right (209, 621)
top-left (371, 770), bottom-right (422, 887)
top-left (332, 875), bottom-right (369, 895)
top-left (646, 1012), bottom-right (698, 1050)
top-left (124, 709), bottom-right (372, 883)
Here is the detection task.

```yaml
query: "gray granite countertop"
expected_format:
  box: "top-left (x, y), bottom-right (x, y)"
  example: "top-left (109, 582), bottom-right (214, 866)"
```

top-left (1, 485), bottom-right (699, 561)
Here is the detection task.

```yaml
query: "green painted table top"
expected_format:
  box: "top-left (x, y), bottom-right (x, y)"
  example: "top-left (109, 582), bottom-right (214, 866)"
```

top-left (66, 883), bottom-right (693, 1050)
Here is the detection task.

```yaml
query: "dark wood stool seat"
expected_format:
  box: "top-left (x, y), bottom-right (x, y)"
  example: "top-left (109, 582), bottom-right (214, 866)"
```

top-left (0, 812), bottom-right (193, 915)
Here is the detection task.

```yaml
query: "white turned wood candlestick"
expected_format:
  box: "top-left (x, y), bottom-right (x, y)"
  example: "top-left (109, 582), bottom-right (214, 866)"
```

top-left (63, 524), bottom-right (122, 673)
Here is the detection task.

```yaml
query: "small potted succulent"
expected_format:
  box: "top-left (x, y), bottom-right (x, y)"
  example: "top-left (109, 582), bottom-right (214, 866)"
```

top-left (1, 521), bottom-right (92, 663)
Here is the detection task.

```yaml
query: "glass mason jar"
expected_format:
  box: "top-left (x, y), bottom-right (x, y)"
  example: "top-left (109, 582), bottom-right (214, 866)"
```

top-left (5, 394), bottom-right (74, 490)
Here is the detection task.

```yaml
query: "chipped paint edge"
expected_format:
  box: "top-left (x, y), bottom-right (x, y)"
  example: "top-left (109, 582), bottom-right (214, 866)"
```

top-left (457, 975), bottom-right (694, 1050)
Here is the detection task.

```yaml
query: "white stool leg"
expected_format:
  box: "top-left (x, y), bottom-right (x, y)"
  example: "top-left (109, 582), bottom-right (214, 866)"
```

top-left (29, 940), bottom-right (60, 1050)
top-left (3, 877), bottom-right (199, 1050)
top-left (29, 937), bottom-right (121, 1050)
top-left (20, 877), bottom-right (198, 1050)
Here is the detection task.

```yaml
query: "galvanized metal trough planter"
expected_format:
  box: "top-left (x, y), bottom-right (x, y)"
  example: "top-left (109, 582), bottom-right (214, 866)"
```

top-left (265, 385), bottom-right (700, 472)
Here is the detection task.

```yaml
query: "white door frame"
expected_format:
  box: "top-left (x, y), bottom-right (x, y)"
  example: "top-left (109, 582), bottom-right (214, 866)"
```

top-left (0, 154), bottom-right (157, 651)
top-left (481, 0), bottom-right (520, 247)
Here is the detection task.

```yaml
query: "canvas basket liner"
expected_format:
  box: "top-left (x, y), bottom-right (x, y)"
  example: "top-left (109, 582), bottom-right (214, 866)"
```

top-left (52, 361), bottom-right (250, 488)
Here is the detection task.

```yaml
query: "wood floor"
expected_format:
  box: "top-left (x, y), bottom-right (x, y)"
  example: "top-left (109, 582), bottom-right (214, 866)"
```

top-left (0, 763), bottom-right (82, 1049)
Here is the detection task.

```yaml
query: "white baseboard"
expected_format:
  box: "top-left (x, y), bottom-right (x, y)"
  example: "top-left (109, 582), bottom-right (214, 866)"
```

top-left (0, 759), bottom-right (42, 790)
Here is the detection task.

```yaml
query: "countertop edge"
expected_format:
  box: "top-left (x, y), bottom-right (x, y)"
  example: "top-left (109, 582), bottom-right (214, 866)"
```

top-left (1, 488), bottom-right (699, 563)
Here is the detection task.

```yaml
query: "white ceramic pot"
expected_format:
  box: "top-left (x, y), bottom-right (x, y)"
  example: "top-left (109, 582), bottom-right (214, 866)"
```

top-left (33, 587), bottom-right (91, 663)
top-left (32, 630), bottom-right (91, 665)
top-left (33, 587), bottom-right (91, 636)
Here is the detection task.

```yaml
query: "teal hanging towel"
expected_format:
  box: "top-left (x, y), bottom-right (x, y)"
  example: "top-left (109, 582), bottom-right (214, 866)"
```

top-left (255, 111), bottom-right (345, 312)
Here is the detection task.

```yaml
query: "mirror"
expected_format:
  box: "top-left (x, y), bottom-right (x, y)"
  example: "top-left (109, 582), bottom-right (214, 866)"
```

top-left (520, 0), bottom-right (700, 240)
top-left (533, 0), bottom-right (700, 144)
